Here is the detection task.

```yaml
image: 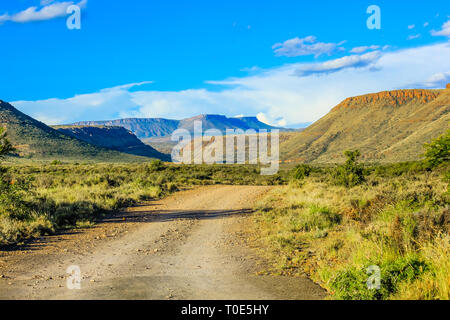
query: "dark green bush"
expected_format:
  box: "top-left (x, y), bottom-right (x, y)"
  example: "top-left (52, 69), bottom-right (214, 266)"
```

top-left (148, 160), bottom-right (166, 172)
top-left (424, 130), bottom-right (450, 168)
top-left (331, 256), bottom-right (429, 300)
top-left (331, 150), bottom-right (366, 187)
top-left (372, 161), bottom-right (428, 177)
top-left (50, 160), bottom-right (62, 165)
top-left (0, 128), bottom-right (14, 158)
top-left (293, 164), bottom-right (312, 180)
top-left (0, 176), bottom-right (30, 220)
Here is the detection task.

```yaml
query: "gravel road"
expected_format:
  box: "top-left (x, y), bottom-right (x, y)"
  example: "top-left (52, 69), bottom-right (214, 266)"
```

top-left (0, 185), bottom-right (325, 300)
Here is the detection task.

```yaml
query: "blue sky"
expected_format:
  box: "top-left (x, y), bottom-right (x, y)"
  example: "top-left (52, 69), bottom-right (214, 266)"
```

top-left (1, 0), bottom-right (450, 126)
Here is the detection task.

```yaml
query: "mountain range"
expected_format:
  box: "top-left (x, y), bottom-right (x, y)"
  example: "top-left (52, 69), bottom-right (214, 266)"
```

top-left (1, 84), bottom-right (448, 164)
top-left (69, 114), bottom-right (291, 155)
top-left (71, 114), bottom-right (288, 139)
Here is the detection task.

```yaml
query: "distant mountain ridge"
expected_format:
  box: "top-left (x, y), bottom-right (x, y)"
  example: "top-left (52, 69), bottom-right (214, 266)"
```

top-left (280, 86), bottom-right (450, 164)
top-left (71, 118), bottom-right (180, 139)
top-left (71, 114), bottom-right (289, 139)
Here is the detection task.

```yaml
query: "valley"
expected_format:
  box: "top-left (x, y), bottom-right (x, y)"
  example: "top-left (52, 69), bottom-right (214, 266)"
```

top-left (2, 0), bottom-right (449, 304)
top-left (0, 85), bottom-right (448, 300)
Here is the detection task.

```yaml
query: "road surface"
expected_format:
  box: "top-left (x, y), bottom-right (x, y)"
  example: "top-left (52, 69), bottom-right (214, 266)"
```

top-left (0, 185), bottom-right (325, 300)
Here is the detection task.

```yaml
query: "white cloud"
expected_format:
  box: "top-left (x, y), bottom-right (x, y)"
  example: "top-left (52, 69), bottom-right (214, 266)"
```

top-left (104, 81), bottom-right (153, 91)
top-left (294, 51), bottom-right (382, 77)
top-left (0, 13), bottom-right (9, 23)
top-left (272, 36), bottom-right (345, 58)
top-left (408, 34), bottom-right (421, 40)
top-left (0, 0), bottom-right (86, 24)
top-left (424, 22), bottom-right (429, 27)
top-left (408, 24), bottom-right (416, 30)
top-left (11, 42), bottom-right (450, 127)
top-left (350, 45), bottom-right (380, 54)
top-left (431, 20), bottom-right (450, 37)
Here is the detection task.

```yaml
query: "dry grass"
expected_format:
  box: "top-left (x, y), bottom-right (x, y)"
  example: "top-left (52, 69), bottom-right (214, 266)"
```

top-left (0, 161), bottom-right (289, 246)
top-left (252, 167), bottom-right (449, 300)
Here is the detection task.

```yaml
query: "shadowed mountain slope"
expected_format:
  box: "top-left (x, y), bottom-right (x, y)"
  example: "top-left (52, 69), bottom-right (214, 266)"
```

top-left (54, 126), bottom-right (170, 161)
top-left (0, 100), bottom-right (149, 162)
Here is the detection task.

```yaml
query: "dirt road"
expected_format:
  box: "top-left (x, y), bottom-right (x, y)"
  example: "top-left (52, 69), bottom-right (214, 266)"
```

top-left (0, 185), bottom-right (325, 300)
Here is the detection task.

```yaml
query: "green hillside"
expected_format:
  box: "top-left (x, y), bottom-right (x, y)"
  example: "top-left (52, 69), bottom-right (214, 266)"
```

top-left (0, 100), bottom-right (149, 162)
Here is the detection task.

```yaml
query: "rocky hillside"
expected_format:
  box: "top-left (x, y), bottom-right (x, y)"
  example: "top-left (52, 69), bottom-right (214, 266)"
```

top-left (280, 86), bottom-right (450, 164)
top-left (0, 100), bottom-right (147, 162)
top-left (55, 126), bottom-right (170, 161)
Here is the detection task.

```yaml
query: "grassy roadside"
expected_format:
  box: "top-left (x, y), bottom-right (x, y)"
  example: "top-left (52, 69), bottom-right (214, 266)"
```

top-left (0, 161), bottom-right (288, 246)
top-left (251, 164), bottom-right (449, 300)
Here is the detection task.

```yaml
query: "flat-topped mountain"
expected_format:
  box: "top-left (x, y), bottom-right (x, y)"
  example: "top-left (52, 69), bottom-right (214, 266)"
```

top-left (280, 87), bottom-right (450, 164)
top-left (331, 89), bottom-right (440, 112)
top-left (54, 125), bottom-right (170, 161)
top-left (71, 118), bottom-right (180, 139)
top-left (71, 114), bottom-right (288, 139)
top-left (0, 100), bottom-right (151, 162)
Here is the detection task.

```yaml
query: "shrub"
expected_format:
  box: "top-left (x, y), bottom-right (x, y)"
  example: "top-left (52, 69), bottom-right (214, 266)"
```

top-left (332, 150), bottom-right (366, 187)
top-left (424, 130), bottom-right (450, 168)
top-left (148, 160), bottom-right (166, 172)
top-left (293, 164), bottom-right (312, 180)
top-left (0, 130), bottom-right (54, 244)
top-left (372, 161), bottom-right (428, 177)
top-left (0, 127), bottom-right (14, 157)
top-left (331, 256), bottom-right (429, 300)
top-left (166, 182), bottom-right (179, 193)
top-left (50, 160), bottom-right (62, 165)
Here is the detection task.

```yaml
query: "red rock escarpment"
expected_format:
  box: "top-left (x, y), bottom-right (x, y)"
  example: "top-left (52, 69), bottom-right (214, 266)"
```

top-left (332, 89), bottom-right (440, 112)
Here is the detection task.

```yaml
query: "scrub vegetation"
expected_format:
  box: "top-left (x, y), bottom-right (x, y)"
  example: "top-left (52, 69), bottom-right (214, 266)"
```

top-left (252, 131), bottom-right (449, 300)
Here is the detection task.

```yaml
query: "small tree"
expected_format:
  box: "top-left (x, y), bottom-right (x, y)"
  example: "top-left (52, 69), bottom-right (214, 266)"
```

top-left (148, 159), bottom-right (165, 172)
top-left (332, 150), bottom-right (366, 187)
top-left (293, 164), bottom-right (312, 180)
top-left (424, 130), bottom-right (450, 168)
top-left (0, 127), bottom-right (13, 158)
top-left (0, 128), bottom-right (26, 221)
